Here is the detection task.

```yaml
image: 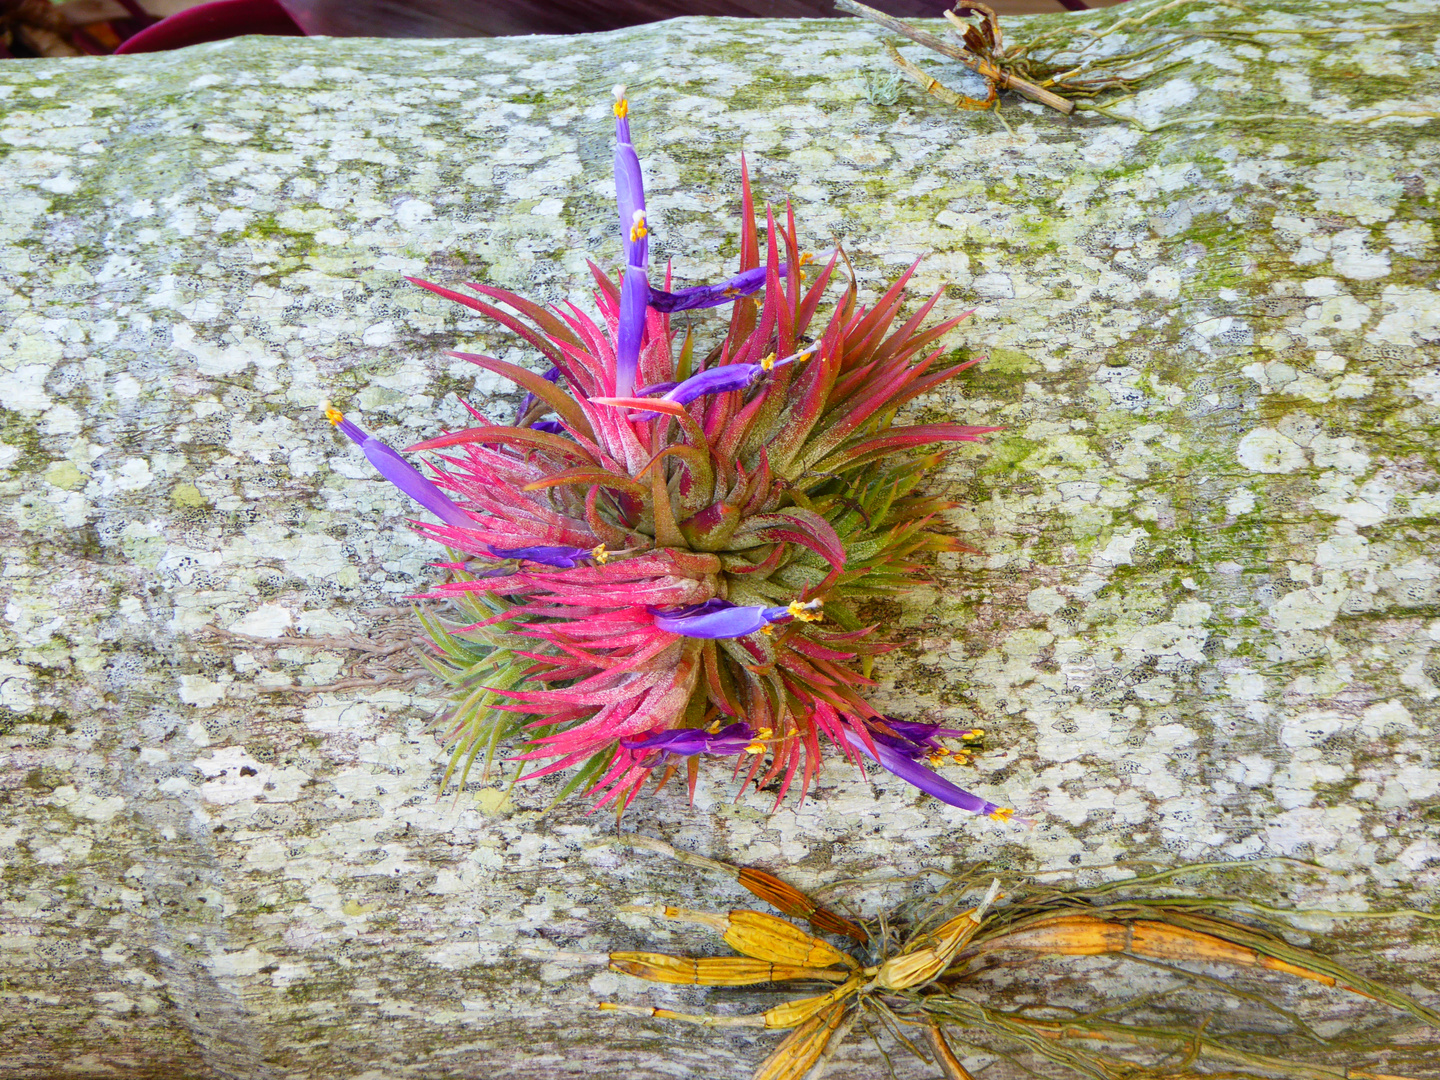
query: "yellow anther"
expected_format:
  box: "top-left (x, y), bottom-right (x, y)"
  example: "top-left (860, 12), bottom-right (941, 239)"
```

top-left (759, 352), bottom-right (777, 372)
top-left (629, 209), bottom-right (648, 242)
top-left (988, 807), bottom-right (1014, 823)
top-left (787, 599), bottom-right (823, 623)
top-left (927, 750), bottom-right (947, 767)
top-left (592, 544), bottom-right (609, 565)
top-left (963, 729), bottom-right (985, 741)
top-left (706, 720), bottom-right (722, 734)
top-left (798, 252), bottom-right (815, 267)
top-left (612, 84), bottom-right (629, 118)
top-left (757, 728), bottom-right (773, 739)
top-left (323, 404), bottom-right (344, 426)
top-left (745, 741), bottom-right (766, 754)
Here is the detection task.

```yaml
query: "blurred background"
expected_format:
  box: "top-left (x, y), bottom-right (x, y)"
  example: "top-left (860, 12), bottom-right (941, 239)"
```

top-left (3, 0), bottom-right (1130, 57)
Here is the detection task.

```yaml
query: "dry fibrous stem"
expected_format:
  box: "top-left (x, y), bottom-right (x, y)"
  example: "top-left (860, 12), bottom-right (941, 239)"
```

top-left (839, 0), bottom-right (1428, 130)
top-left (837, 0), bottom-right (1073, 114)
top-left (593, 844), bottom-right (1439, 1080)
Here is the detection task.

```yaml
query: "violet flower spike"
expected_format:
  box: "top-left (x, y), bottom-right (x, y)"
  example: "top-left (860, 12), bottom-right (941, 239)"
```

top-left (648, 597), bottom-right (822, 639)
top-left (620, 721), bottom-right (764, 758)
top-left (648, 249), bottom-right (829, 312)
top-left (648, 265), bottom-right (776, 313)
top-left (598, 345), bottom-right (818, 419)
top-left (872, 717), bottom-right (982, 761)
top-left (657, 344), bottom-right (816, 407)
top-left (841, 726), bottom-right (1013, 822)
top-left (613, 84), bottom-right (649, 399)
top-left (483, 543), bottom-right (608, 569)
top-left (324, 404), bottom-right (472, 529)
top-left (515, 364), bottom-right (560, 425)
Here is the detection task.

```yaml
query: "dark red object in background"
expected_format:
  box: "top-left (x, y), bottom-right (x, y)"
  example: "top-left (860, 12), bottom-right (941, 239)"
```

top-left (114, 0), bottom-right (301, 53)
top-left (280, 0), bottom-right (967, 38)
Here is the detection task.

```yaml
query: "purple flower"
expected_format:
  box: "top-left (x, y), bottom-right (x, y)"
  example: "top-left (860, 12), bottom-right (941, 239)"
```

top-left (648, 266), bottom-right (774, 313)
top-left (325, 405), bottom-right (472, 528)
top-left (529, 420), bottom-right (565, 434)
top-left (620, 721), bottom-right (761, 758)
top-left (600, 346), bottom-right (820, 419)
top-left (516, 364), bottom-right (561, 425)
top-left (485, 544), bottom-right (606, 569)
top-left (613, 85), bottom-right (650, 399)
top-left (841, 725), bottom-right (1011, 821)
top-left (648, 597), bottom-right (822, 639)
top-left (871, 717), bottom-right (979, 760)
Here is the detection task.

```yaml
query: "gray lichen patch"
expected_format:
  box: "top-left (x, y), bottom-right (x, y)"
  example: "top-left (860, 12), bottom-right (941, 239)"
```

top-left (1, 1), bottom-right (1439, 1077)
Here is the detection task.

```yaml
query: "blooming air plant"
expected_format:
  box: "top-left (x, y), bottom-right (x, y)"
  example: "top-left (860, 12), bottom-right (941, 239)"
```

top-left (324, 86), bottom-right (1007, 819)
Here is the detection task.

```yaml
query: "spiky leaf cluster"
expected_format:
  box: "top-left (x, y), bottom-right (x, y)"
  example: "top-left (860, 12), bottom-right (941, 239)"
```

top-left (404, 160), bottom-right (994, 814)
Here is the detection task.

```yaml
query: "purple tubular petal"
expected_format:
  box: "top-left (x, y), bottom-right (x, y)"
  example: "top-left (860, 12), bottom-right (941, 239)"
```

top-left (615, 264), bottom-right (649, 399)
top-left (614, 126), bottom-right (647, 269)
top-left (358, 436), bottom-right (474, 529)
top-left (516, 364), bottom-right (560, 422)
top-left (647, 264), bottom-right (784, 313)
top-left (486, 544), bottom-right (594, 568)
top-left (842, 728), bottom-right (1002, 817)
top-left (662, 364), bottom-right (763, 406)
top-left (332, 416), bottom-right (369, 447)
top-left (647, 599), bottom-right (792, 639)
top-left (529, 419), bottom-right (565, 434)
top-left (620, 722), bottom-right (756, 756)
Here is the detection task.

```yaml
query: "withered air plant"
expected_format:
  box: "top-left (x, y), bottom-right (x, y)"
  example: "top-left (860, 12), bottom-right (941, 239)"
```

top-left (323, 87), bottom-right (1007, 818)
top-left (584, 839), bottom-right (1440, 1080)
top-left (838, 0), bottom-right (1425, 132)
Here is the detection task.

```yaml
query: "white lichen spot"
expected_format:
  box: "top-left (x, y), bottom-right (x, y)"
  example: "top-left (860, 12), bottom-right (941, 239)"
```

top-left (1269, 573), bottom-right (1349, 631)
top-left (1373, 284), bottom-right (1440, 345)
top-left (178, 673), bottom-right (230, 707)
top-left (228, 603), bottom-right (294, 638)
top-left (1143, 266), bottom-right (1180, 299)
top-left (1330, 229), bottom-right (1390, 280)
top-left (1236, 427), bottom-right (1305, 473)
top-left (1225, 488), bottom-right (1256, 514)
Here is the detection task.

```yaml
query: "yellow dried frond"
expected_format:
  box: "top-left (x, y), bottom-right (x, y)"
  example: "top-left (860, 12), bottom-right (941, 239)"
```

top-left (752, 1001), bottom-right (851, 1080)
top-left (609, 952), bottom-right (851, 987)
top-left (621, 904), bottom-right (857, 970)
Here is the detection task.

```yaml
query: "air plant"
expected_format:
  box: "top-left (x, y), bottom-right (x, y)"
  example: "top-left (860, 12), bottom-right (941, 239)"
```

top-left (584, 839), bottom-right (1440, 1080)
top-left (326, 85), bottom-right (1006, 817)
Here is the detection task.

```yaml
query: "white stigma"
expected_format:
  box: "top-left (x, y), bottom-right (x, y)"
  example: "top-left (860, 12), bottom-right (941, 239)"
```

top-left (613, 84), bottom-right (626, 100)
top-left (631, 209), bottom-right (646, 224)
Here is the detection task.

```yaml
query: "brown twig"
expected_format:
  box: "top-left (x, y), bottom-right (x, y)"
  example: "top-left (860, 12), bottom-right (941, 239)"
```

top-left (926, 1023), bottom-right (977, 1080)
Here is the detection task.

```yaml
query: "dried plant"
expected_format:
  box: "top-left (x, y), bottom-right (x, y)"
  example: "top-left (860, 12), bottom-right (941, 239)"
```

top-left (586, 841), bottom-right (1440, 1080)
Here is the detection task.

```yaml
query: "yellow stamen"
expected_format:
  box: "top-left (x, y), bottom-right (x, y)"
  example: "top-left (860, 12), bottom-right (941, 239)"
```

top-left (988, 807), bottom-right (1014, 823)
top-left (592, 543), bottom-right (609, 565)
top-left (927, 750), bottom-right (947, 767)
top-left (323, 404), bottom-right (344, 426)
top-left (613, 84), bottom-right (629, 119)
top-left (759, 352), bottom-right (777, 373)
top-left (745, 728), bottom-right (773, 754)
top-left (629, 209), bottom-right (648, 242)
top-left (706, 720), bottom-right (722, 734)
top-left (963, 729), bottom-right (985, 741)
top-left (787, 599), bottom-right (823, 623)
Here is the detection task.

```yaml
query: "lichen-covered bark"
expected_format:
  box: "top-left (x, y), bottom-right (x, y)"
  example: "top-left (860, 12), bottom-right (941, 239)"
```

top-left (1, 2), bottom-right (1438, 1077)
